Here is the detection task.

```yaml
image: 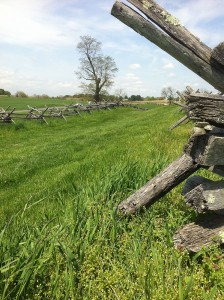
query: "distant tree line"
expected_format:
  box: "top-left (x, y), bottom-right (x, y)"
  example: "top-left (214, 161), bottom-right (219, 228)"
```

top-left (15, 91), bottom-right (28, 98)
top-left (32, 94), bottom-right (50, 99)
top-left (129, 95), bottom-right (143, 101)
top-left (1, 85), bottom-right (180, 104)
top-left (0, 88), bottom-right (11, 96)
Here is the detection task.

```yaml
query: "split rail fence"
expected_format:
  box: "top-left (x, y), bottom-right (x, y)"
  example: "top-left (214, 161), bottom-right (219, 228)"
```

top-left (0, 102), bottom-right (144, 125)
top-left (111, 0), bottom-right (224, 252)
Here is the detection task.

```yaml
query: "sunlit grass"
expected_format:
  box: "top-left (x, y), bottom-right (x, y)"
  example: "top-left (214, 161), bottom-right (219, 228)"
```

top-left (1, 105), bottom-right (223, 299)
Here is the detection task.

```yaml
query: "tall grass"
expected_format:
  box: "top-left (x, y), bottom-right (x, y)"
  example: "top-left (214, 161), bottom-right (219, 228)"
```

top-left (0, 105), bottom-right (224, 299)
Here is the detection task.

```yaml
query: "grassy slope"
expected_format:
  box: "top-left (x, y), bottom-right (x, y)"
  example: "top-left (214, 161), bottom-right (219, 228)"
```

top-left (0, 105), bottom-right (223, 299)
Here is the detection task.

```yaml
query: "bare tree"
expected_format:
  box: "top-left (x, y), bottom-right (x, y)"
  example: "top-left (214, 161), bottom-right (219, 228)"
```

top-left (76, 35), bottom-right (118, 103)
top-left (115, 88), bottom-right (126, 103)
top-left (161, 86), bottom-right (176, 104)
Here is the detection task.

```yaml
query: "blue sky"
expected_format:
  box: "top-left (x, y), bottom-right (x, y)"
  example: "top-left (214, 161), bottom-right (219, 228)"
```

top-left (0, 0), bottom-right (224, 97)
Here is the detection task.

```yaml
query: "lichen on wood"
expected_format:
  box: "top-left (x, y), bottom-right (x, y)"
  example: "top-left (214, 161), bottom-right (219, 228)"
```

top-left (142, 0), bottom-right (153, 10)
top-left (160, 11), bottom-right (182, 26)
top-left (111, 1), bottom-right (224, 92)
top-left (111, 0), bottom-right (224, 251)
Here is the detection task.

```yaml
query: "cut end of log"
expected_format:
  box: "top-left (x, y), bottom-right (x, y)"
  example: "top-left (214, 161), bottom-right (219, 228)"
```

top-left (183, 175), bottom-right (224, 215)
top-left (117, 200), bottom-right (139, 215)
top-left (173, 214), bottom-right (224, 252)
top-left (111, 1), bottom-right (121, 15)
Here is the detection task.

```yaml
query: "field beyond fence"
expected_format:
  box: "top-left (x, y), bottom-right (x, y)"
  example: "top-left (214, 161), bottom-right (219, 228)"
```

top-left (0, 102), bottom-right (223, 299)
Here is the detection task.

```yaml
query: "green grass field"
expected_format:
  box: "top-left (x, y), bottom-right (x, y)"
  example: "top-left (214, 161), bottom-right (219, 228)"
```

top-left (0, 96), bottom-right (80, 110)
top-left (0, 101), bottom-right (223, 299)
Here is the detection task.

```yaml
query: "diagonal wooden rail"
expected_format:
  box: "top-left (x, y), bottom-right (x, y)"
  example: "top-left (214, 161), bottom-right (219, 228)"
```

top-left (111, 0), bottom-right (224, 93)
top-left (111, 0), bottom-right (224, 215)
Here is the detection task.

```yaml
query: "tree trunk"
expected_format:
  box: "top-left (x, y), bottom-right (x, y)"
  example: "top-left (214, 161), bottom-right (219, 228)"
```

top-left (94, 93), bottom-right (100, 103)
top-left (94, 79), bottom-right (101, 103)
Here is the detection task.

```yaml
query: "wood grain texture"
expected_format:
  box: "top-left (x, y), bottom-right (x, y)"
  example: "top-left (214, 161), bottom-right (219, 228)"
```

top-left (111, 1), bottom-right (224, 92)
top-left (117, 130), bottom-right (224, 214)
top-left (118, 154), bottom-right (199, 214)
top-left (211, 42), bottom-right (224, 68)
top-left (127, 0), bottom-right (211, 63)
top-left (173, 214), bottom-right (224, 252)
top-left (183, 175), bottom-right (224, 215)
top-left (183, 132), bottom-right (224, 166)
top-left (186, 93), bottom-right (224, 127)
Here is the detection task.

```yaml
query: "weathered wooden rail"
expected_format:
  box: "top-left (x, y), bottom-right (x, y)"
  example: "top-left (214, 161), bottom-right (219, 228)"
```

top-left (111, 0), bottom-right (224, 93)
top-left (111, 0), bottom-right (224, 251)
top-left (0, 102), bottom-right (145, 124)
top-left (0, 106), bottom-right (16, 123)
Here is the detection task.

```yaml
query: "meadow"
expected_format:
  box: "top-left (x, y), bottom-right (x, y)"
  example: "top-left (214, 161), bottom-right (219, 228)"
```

top-left (0, 97), bottom-right (224, 299)
top-left (0, 96), bottom-right (76, 110)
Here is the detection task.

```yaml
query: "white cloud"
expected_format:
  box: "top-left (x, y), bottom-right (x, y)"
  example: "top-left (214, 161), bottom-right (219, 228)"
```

top-left (168, 73), bottom-right (176, 78)
top-left (0, 0), bottom-right (76, 48)
top-left (173, 0), bottom-right (224, 25)
top-left (126, 73), bottom-right (139, 80)
top-left (114, 72), bottom-right (146, 95)
top-left (0, 0), bottom-right (123, 49)
top-left (166, 0), bottom-right (224, 47)
top-left (0, 66), bottom-right (76, 96)
top-left (57, 82), bottom-right (73, 88)
top-left (0, 69), bottom-right (15, 86)
top-left (98, 2), bottom-right (113, 12)
top-left (129, 64), bottom-right (141, 70)
top-left (162, 62), bottom-right (175, 69)
top-left (1, 0), bottom-right (224, 98)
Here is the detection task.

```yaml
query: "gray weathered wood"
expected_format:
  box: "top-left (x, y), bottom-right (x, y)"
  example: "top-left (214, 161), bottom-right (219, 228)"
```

top-left (194, 122), bottom-right (210, 128)
top-left (169, 115), bottom-right (188, 131)
top-left (191, 126), bottom-right (206, 137)
top-left (0, 107), bottom-right (16, 123)
top-left (127, 0), bottom-right (211, 64)
top-left (183, 132), bottom-right (224, 166)
top-left (111, 1), bottom-right (224, 93)
top-left (118, 154), bottom-right (199, 214)
top-left (118, 129), bottom-right (224, 214)
top-left (173, 214), bottom-right (224, 252)
top-left (182, 175), bottom-right (211, 195)
top-left (183, 134), bottom-right (209, 162)
top-left (186, 92), bottom-right (224, 127)
top-left (207, 165), bottom-right (224, 177)
top-left (211, 42), bottom-right (224, 68)
top-left (111, 1), bottom-right (224, 217)
top-left (202, 135), bottom-right (224, 166)
top-left (183, 175), bottom-right (224, 215)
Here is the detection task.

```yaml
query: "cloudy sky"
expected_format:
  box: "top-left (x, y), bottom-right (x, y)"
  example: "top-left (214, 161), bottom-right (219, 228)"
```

top-left (0, 0), bottom-right (224, 97)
